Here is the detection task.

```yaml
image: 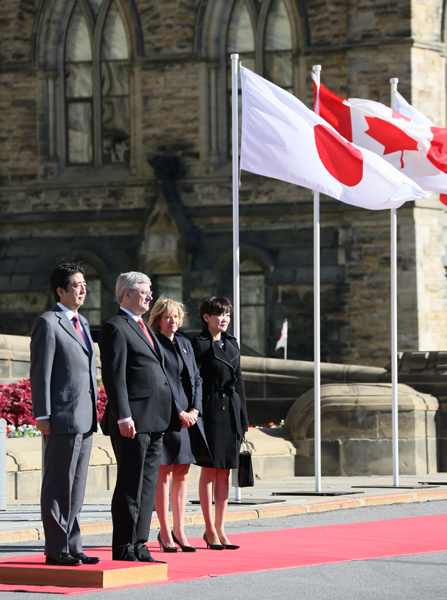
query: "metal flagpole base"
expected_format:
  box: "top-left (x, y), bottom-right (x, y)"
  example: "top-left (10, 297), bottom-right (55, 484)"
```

top-left (228, 498), bottom-right (285, 505)
top-left (351, 485), bottom-right (439, 489)
top-left (272, 491), bottom-right (363, 496)
top-left (189, 498), bottom-right (286, 506)
top-left (418, 481), bottom-right (447, 485)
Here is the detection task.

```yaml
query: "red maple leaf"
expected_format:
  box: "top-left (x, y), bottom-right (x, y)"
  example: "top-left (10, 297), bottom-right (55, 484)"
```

top-left (364, 116), bottom-right (419, 168)
top-left (427, 127), bottom-right (447, 174)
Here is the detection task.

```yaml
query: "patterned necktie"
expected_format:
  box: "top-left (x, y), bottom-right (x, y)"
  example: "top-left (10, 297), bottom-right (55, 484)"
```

top-left (138, 319), bottom-right (156, 350)
top-left (72, 315), bottom-right (90, 353)
top-left (72, 315), bottom-right (83, 338)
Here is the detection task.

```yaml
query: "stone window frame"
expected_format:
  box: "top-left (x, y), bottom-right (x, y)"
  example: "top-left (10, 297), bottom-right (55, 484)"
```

top-left (195, 0), bottom-right (307, 172)
top-left (59, 249), bottom-right (110, 324)
top-left (214, 244), bottom-right (274, 354)
top-left (33, 0), bottom-right (144, 178)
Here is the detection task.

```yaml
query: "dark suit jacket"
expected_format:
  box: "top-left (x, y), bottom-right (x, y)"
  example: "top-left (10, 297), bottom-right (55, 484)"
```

top-left (157, 331), bottom-right (211, 462)
top-left (99, 309), bottom-right (178, 436)
top-left (30, 305), bottom-right (97, 434)
top-left (157, 332), bottom-right (203, 415)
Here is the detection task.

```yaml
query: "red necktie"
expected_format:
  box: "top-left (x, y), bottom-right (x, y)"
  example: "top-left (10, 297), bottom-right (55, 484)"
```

top-left (72, 315), bottom-right (83, 339)
top-left (138, 319), bottom-right (156, 350)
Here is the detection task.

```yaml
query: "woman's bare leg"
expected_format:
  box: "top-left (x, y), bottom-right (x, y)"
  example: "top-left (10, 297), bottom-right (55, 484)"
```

top-left (214, 468), bottom-right (231, 545)
top-left (154, 464), bottom-right (176, 548)
top-left (171, 463), bottom-right (191, 546)
top-left (199, 466), bottom-right (220, 545)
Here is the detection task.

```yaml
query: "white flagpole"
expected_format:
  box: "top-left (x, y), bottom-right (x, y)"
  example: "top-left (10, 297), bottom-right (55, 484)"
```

top-left (231, 53), bottom-right (242, 502)
top-left (390, 78), bottom-right (399, 487)
top-left (312, 64), bottom-right (322, 493)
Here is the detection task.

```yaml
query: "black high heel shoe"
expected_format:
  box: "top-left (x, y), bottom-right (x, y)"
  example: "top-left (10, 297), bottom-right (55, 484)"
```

top-left (157, 532), bottom-right (178, 553)
top-left (221, 542), bottom-right (240, 550)
top-left (172, 531), bottom-right (196, 552)
top-left (203, 533), bottom-right (225, 550)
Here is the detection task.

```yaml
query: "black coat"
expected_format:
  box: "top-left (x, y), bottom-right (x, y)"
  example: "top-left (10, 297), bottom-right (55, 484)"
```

top-left (192, 330), bottom-right (248, 469)
top-left (156, 332), bottom-right (211, 464)
top-left (99, 309), bottom-right (179, 435)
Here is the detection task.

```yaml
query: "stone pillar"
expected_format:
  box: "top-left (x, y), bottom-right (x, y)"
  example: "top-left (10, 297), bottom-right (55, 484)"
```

top-left (207, 62), bottom-right (220, 168)
top-left (0, 420), bottom-right (6, 510)
top-left (45, 71), bottom-right (58, 176)
top-left (285, 383), bottom-right (438, 476)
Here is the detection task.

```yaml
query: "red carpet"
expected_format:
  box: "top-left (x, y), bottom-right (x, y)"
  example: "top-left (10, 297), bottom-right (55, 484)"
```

top-left (2, 514), bottom-right (447, 594)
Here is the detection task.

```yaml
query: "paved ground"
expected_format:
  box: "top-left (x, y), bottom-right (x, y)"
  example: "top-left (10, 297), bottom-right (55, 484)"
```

top-left (1, 501), bottom-right (447, 599)
top-left (2, 474), bottom-right (447, 598)
top-left (3, 473), bottom-right (447, 541)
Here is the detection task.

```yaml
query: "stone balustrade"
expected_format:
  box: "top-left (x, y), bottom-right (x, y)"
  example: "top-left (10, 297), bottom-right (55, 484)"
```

top-left (0, 334), bottom-right (445, 488)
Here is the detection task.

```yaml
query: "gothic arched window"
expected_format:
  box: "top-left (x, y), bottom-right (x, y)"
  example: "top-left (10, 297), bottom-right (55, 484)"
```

top-left (240, 259), bottom-right (266, 355)
top-left (264, 0), bottom-right (293, 93)
top-left (65, 0), bottom-right (130, 167)
top-left (198, 0), bottom-right (300, 169)
top-left (65, 5), bottom-right (94, 165)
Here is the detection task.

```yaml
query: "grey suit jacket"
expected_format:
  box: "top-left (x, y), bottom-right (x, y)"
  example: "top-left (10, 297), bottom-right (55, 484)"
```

top-left (30, 306), bottom-right (98, 435)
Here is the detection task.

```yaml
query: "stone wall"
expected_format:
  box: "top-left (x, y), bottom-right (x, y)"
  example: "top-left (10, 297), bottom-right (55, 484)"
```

top-left (0, 0), bottom-right (446, 366)
top-left (285, 383), bottom-right (439, 476)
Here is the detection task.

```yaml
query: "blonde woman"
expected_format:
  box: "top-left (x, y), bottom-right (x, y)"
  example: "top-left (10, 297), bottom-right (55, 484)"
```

top-left (149, 296), bottom-right (210, 553)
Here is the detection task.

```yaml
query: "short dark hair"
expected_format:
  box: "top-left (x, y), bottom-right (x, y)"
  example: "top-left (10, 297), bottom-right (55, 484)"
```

top-left (50, 261), bottom-right (85, 303)
top-left (199, 296), bottom-right (233, 328)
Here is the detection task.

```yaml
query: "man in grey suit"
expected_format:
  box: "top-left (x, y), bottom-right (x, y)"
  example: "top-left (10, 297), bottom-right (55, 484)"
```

top-left (30, 261), bottom-right (100, 567)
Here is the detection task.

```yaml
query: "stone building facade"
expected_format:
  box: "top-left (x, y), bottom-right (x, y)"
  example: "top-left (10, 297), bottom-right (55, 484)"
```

top-left (0, 0), bottom-right (447, 366)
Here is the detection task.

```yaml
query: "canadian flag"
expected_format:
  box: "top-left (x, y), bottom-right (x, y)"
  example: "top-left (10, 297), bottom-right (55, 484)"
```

top-left (240, 67), bottom-right (428, 210)
top-left (315, 80), bottom-right (447, 196)
top-left (391, 90), bottom-right (447, 204)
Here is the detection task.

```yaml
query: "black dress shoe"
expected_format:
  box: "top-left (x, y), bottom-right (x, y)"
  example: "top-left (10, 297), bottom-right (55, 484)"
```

top-left (72, 552), bottom-right (101, 565)
top-left (137, 545), bottom-right (166, 564)
top-left (117, 550), bottom-right (140, 561)
top-left (138, 555), bottom-right (167, 564)
top-left (46, 553), bottom-right (82, 566)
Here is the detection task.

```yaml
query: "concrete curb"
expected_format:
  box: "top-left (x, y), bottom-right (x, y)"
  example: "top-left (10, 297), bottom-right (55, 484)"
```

top-left (2, 488), bottom-right (447, 545)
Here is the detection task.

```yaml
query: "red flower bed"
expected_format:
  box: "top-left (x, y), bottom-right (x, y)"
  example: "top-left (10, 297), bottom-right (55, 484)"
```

top-left (96, 385), bottom-right (108, 422)
top-left (0, 379), bottom-right (34, 426)
top-left (0, 379), bottom-right (108, 427)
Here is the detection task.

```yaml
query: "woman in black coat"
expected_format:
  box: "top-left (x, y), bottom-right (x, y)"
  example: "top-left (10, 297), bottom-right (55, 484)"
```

top-left (149, 296), bottom-right (210, 553)
top-left (192, 296), bottom-right (248, 550)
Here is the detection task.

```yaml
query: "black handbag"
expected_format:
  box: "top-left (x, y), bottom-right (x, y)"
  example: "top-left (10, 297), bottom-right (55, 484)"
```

top-left (237, 439), bottom-right (254, 487)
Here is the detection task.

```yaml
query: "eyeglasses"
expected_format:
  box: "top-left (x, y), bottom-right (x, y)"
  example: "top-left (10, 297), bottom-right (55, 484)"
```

top-left (129, 289), bottom-right (152, 297)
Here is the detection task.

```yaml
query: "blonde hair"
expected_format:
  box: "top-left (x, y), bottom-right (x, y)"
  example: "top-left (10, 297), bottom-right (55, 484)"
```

top-left (149, 295), bottom-right (186, 331)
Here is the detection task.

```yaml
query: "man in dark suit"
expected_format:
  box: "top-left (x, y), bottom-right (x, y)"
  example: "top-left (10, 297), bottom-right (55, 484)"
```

top-left (30, 261), bottom-right (100, 567)
top-left (99, 272), bottom-right (178, 562)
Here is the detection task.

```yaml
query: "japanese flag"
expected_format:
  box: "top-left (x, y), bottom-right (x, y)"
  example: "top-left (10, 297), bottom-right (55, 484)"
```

top-left (316, 81), bottom-right (447, 194)
top-left (240, 67), bottom-right (428, 210)
top-left (275, 319), bottom-right (288, 351)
